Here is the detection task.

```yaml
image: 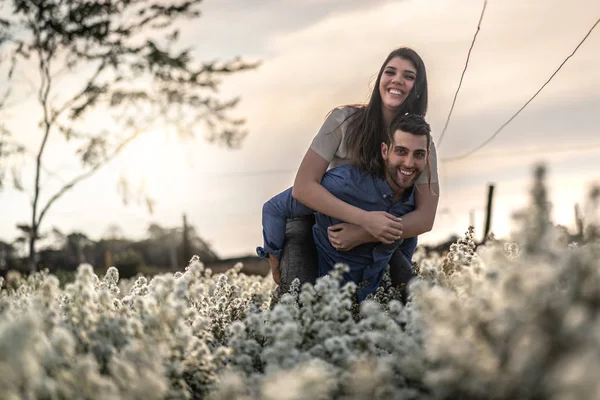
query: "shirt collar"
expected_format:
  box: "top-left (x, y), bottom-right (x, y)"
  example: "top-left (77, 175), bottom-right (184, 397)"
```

top-left (375, 177), bottom-right (415, 203)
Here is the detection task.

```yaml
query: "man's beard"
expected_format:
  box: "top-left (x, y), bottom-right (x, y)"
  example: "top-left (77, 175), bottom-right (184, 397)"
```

top-left (386, 164), bottom-right (416, 192)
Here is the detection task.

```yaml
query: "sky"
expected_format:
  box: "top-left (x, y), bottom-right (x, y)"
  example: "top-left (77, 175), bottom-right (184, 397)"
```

top-left (1, 0), bottom-right (599, 258)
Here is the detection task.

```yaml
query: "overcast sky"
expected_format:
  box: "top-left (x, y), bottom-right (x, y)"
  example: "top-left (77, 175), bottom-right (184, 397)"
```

top-left (1, 0), bottom-right (599, 258)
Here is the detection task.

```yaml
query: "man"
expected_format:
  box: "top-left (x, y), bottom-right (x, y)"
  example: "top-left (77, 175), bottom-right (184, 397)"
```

top-left (257, 113), bottom-right (431, 301)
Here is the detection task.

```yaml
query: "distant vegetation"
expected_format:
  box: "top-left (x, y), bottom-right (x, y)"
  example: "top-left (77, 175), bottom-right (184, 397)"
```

top-left (0, 222), bottom-right (219, 282)
top-left (1, 165), bottom-right (599, 399)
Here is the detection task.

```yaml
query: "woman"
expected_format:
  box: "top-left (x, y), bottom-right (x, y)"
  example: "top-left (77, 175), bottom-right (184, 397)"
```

top-left (273, 47), bottom-right (438, 299)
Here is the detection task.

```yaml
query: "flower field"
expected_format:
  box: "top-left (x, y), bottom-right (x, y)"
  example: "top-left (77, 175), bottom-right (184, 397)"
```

top-left (1, 168), bottom-right (599, 400)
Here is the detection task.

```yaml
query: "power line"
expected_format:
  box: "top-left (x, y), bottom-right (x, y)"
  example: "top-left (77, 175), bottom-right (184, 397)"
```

top-left (442, 15), bottom-right (600, 163)
top-left (442, 142), bottom-right (600, 161)
top-left (196, 142), bottom-right (600, 177)
top-left (13, 143), bottom-right (600, 183)
top-left (201, 169), bottom-right (295, 178)
top-left (437, 0), bottom-right (488, 148)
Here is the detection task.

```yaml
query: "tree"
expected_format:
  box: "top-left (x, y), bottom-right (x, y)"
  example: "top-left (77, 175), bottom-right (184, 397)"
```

top-left (0, 239), bottom-right (21, 273)
top-left (144, 221), bottom-right (217, 267)
top-left (0, 0), bottom-right (259, 270)
top-left (0, 22), bottom-right (25, 189)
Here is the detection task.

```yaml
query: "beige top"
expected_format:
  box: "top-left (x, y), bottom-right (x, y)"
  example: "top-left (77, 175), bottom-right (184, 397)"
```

top-left (310, 106), bottom-right (439, 185)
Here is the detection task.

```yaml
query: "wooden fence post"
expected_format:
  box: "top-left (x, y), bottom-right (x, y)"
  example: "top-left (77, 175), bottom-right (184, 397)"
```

top-left (482, 184), bottom-right (495, 243)
top-left (105, 249), bottom-right (112, 271)
top-left (182, 214), bottom-right (191, 266)
top-left (574, 203), bottom-right (584, 240)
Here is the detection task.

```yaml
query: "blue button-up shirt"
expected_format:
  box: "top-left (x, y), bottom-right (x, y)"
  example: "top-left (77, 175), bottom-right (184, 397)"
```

top-left (257, 164), bottom-right (416, 301)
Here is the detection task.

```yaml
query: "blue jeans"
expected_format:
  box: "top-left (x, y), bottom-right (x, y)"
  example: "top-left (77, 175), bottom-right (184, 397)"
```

top-left (275, 215), bottom-right (417, 299)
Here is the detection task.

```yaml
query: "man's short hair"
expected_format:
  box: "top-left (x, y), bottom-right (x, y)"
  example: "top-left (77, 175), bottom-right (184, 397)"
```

top-left (388, 113), bottom-right (431, 149)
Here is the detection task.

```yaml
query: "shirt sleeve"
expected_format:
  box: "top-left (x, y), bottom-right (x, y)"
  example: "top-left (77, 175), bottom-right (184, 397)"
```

top-left (309, 107), bottom-right (348, 162)
top-left (416, 138), bottom-right (439, 185)
top-left (257, 188), bottom-right (315, 260)
top-left (319, 166), bottom-right (351, 193)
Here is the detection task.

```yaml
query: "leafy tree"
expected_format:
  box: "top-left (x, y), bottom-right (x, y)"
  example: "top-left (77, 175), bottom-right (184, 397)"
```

top-left (143, 221), bottom-right (218, 267)
top-left (0, 0), bottom-right (259, 270)
top-left (0, 239), bottom-right (21, 273)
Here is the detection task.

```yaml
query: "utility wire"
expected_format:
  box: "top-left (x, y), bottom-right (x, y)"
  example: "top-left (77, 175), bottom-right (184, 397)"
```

top-left (199, 143), bottom-right (600, 178)
top-left (442, 143), bottom-right (600, 161)
top-left (14, 141), bottom-right (600, 182)
top-left (442, 15), bottom-right (600, 163)
top-left (437, 0), bottom-right (488, 148)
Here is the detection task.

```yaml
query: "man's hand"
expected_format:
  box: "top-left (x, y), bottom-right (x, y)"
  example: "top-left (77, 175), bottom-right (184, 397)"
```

top-left (328, 223), bottom-right (374, 251)
top-left (268, 254), bottom-right (281, 285)
top-left (357, 211), bottom-right (403, 244)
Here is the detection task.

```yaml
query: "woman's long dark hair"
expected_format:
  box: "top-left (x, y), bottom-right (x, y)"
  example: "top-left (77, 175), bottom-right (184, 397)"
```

top-left (343, 47), bottom-right (428, 178)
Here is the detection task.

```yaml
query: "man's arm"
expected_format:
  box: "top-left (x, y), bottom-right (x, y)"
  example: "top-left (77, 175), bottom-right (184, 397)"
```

top-left (257, 187), bottom-right (314, 260)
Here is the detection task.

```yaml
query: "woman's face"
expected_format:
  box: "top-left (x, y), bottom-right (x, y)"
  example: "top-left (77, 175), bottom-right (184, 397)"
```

top-left (378, 56), bottom-right (417, 111)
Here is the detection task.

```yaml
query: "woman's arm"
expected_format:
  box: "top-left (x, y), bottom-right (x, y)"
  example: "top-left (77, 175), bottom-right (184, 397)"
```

top-left (326, 182), bottom-right (439, 251)
top-left (396, 182), bottom-right (439, 238)
top-left (292, 149), bottom-right (403, 244)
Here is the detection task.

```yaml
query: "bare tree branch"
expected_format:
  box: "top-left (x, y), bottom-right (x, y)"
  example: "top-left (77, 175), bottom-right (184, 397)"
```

top-left (51, 60), bottom-right (107, 124)
top-left (37, 129), bottom-right (142, 227)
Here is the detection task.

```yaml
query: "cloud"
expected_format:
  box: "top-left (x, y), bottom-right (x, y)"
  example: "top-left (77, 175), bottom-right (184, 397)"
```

top-left (176, 0), bottom-right (398, 58)
top-left (215, 0), bottom-right (600, 177)
top-left (436, 95), bottom-right (600, 176)
top-left (2, 0), bottom-right (599, 256)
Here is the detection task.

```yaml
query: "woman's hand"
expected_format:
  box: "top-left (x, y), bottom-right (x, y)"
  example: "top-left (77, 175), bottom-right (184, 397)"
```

top-left (328, 223), bottom-right (372, 251)
top-left (360, 211), bottom-right (403, 244)
top-left (268, 254), bottom-right (281, 285)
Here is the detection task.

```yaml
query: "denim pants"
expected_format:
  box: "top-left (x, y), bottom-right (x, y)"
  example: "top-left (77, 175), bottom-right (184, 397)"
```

top-left (274, 215), bottom-right (416, 300)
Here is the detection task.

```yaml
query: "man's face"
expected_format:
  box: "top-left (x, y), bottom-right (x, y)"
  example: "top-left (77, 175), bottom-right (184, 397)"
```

top-left (381, 129), bottom-right (428, 192)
